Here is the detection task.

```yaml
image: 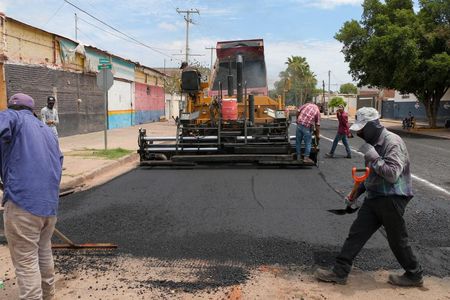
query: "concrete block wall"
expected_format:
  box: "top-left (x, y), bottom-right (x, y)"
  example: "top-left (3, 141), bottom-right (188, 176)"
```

top-left (5, 64), bottom-right (105, 136)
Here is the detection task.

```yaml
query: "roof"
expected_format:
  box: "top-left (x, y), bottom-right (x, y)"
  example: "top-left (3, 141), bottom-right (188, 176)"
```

top-left (2, 13), bottom-right (166, 77)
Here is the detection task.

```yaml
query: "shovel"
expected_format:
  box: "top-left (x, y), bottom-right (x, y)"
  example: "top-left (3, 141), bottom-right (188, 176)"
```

top-left (328, 167), bottom-right (370, 215)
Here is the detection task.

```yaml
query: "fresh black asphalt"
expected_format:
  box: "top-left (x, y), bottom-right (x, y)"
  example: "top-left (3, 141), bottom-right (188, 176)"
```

top-left (54, 119), bottom-right (450, 291)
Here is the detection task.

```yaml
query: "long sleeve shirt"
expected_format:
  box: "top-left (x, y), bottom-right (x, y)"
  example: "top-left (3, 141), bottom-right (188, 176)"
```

top-left (337, 111), bottom-right (349, 135)
top-left (356, 129), bottom-right (413, 200)
top-left (41, 106), bottom-right (59, 137)
top-left (0, 109), bottom-right (63, 217)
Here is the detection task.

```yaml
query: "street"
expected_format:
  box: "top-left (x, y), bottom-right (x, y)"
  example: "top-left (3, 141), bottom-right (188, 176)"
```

top-left (52, 119), bottom-right (450, 297)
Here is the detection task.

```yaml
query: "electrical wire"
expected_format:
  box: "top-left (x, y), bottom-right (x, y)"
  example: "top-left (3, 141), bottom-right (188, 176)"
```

top-left (63, 0), bottom-right (181, 61)
top-left (43, 2), bottom-right (66, 26)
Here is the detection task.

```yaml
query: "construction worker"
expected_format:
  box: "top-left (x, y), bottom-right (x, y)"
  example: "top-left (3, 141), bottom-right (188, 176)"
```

top-left (325, 104), bottom-right (352, 158)
top-left (41, 96), bottom-right (59, 137)
top-left (296, 100), bottom-right (320, 164)
top-left (1, 93), bottom-right (63, 299)
top-left (315, 107), bottom-right (423, 287)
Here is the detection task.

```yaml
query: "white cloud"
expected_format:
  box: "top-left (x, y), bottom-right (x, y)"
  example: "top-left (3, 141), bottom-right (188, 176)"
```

top-left (157, 22), bottom-right (178, 32)
top-left (265, 39), bottom-right (354, 88)
top-left (296, 0), bottom-right (363, 9)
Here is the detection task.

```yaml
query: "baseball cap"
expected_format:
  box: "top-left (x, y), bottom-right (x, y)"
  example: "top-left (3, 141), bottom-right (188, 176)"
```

top-left (349, 107), bottom-right (379, 131)
top-left (47, 96), bottom-right (56, 102)
top-left (8, 93), bottom-right (35, 110)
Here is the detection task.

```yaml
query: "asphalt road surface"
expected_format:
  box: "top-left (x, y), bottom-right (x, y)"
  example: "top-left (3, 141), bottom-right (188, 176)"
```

top-left (56, 119), bottom-right (450, 291)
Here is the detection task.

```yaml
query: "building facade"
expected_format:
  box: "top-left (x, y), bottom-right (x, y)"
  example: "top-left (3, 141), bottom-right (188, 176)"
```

top-left (0, 14), bottom-right (166, 136)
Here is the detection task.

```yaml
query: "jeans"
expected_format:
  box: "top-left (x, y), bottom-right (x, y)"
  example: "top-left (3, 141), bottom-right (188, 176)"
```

top-left (330, 133), bottom-right (351, 156)
top-left (333, 195), bottom-right (423, 280)
top-left (296, 124), bottom-right (312, 158)
top-left (4, 201), bottom-right (57, 300)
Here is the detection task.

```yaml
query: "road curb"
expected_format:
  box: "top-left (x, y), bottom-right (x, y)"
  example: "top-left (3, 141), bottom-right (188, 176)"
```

top-left (60, 153), bottom-right (139, 193)
top-left (387, 127), bottom-right (450, 140)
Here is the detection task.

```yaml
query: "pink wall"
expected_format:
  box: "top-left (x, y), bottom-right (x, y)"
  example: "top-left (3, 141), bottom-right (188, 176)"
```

top-left (135, 82), bottom-right (165, 111)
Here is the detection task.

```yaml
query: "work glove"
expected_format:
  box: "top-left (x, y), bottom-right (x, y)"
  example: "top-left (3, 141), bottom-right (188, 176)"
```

top-left (358, 143), bottom-right (379, 163)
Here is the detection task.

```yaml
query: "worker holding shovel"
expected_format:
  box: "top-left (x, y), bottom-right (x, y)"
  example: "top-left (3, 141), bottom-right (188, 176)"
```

top-left (315, 107), bottom-right (423, 287)
top-left (0, 93), bottom-right (63, 299)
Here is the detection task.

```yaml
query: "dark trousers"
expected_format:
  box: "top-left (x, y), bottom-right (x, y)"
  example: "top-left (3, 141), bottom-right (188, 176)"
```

top-left (333, 195), bottom-right (423, 279)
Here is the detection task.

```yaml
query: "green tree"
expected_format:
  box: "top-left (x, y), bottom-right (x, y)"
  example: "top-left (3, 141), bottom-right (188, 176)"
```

top-left (339, 83), bottom-right (357, 94)
top-left (328, 96), bottom-right (347, 109)
top-left (335, 0), bottom-right (450, 127)
top-left (273, 56), bottom-right (317, 106)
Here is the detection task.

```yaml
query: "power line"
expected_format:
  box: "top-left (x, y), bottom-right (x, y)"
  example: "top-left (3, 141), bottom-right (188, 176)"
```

top-left (44, 1), bottom-right (66, 26)
top-left (63, 0), bottom-right (180, 61)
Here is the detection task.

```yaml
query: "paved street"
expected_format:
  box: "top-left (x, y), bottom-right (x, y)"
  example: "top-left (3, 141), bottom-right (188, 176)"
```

top-left (52, 119), bottom-right (450, 297)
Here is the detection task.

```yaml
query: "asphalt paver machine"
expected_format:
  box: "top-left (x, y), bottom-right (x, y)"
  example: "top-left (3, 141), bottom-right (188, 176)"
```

top-left (138, 39), bottom-right (319, 167)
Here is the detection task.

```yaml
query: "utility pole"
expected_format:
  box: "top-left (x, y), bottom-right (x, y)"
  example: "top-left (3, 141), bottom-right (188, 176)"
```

top-left (176, 8), bottom-right (199, 64)
top-left (205, 46), bottom-right (216, 74)
top-left (74, 13), bottom-right (78, 41)
top-left (328, 70), bottom-right (331, 94)
top-left (322, 80), bottom-right (325, 104)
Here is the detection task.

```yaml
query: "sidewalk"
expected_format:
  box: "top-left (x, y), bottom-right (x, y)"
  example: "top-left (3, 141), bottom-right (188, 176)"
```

top-left (324, 114), bottom-right (450, 140)
top-left (59, 121), bottom-right (177, 193)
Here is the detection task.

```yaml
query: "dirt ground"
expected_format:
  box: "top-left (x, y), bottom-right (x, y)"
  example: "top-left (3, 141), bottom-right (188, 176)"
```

top-left (1, 248), bottom-right (450, 299)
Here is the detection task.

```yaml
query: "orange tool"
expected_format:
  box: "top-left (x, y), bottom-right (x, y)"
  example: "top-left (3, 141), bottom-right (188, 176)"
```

top-left (328, 167), bottom-right (370, 215)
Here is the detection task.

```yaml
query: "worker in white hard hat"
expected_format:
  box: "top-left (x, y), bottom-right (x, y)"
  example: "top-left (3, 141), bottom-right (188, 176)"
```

top-left (315, 107), bottom-right (423, 287)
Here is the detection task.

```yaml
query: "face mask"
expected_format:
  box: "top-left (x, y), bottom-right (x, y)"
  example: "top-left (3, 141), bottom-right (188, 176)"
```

top-left (357, 120), bottom-right (384, 145)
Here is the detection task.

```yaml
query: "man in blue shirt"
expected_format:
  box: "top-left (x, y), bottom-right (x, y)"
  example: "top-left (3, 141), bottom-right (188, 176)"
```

top-left (1, 93), bottom-right (63, 300)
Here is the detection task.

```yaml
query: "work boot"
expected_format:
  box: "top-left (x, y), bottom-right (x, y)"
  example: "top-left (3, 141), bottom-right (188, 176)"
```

top-left (325, 153), bottom-right (334, 158)
top-left (314, 268), bottom-right (347, 285)
top-left (346, 154), bottom-right (352, 159)
top-left (303, 157), bottom-right (314, 164)
top-left (388, 273), bottom-right (423, 287)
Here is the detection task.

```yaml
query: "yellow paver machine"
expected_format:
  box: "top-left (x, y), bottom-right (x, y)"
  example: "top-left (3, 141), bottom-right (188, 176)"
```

top-left (138, 39), bottom-right (319, 167)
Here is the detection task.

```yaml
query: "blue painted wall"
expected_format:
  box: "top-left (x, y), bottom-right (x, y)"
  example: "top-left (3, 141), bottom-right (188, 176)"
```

top-left (134, 110), bottom-right (165, 125)
top-left (108, 113), bottom-right (134, 129)
top-left (382, 100), bottom-right (450, 123)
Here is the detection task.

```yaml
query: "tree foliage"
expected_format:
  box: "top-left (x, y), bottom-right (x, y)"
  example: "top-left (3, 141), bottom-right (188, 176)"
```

top-left (328, 97), bottom-right (347, 109)
top-left (273, 56), bottom-right (318, 106)
top-left (335, 0), bottom-right (450, 127)
top-left (339, 83), bottom-right (357, 94)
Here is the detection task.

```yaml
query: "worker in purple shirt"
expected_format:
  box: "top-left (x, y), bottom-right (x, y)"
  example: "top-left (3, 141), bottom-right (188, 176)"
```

top-left (0, 93), bottom-right (63, 300)
top-left (325, 104), bottom-right (352, 158)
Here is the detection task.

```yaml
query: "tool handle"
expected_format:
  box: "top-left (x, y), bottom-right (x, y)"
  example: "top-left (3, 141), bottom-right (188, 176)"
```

top-left (53, 228), bottom-right (76, 247)
top-left (352, 167), bottom-right (370, 183)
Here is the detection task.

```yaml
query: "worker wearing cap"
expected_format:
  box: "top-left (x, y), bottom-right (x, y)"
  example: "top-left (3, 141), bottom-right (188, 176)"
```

top-left (1, 93), bottom-right (63, 299)
top-left (41, 96), bottom-right (59, 137)
top-left (296, 100), bottom-right (320, 164)
top-left (315, 107), bottom-right (423, 287)
top-left (325, 104), bottom-right (352, 158)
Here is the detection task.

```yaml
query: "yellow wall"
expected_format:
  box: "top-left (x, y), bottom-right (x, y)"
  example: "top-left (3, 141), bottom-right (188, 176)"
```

top-left (5, 19), bottom-right (58, 65)
top-left (134, 69), bottom-right (146, 84)
top-left (0, 63), bottom-right (6, 110)
top-left (135, 67), bottom-right (165, 87)
top-left (0, 16), bottom-right (7, 109)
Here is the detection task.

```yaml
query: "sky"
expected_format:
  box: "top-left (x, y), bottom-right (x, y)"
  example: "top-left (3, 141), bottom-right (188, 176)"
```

top-left (0, 0), bottom-right (366, 89)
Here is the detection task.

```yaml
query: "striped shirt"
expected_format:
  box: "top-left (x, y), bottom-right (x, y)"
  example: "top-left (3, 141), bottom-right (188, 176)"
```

top-left (297, 103), bottom-right (321, 128)
top-left (358, 129), bottom-right (413, 199)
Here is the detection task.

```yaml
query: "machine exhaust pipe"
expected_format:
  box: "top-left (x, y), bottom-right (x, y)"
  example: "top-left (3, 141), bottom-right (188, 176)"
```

top-left (236, 54), bottom-right (243, 103)
top-left (249, 94), bottom-right (255, 125)
top-left (227, 60), bottom-right (233, 96)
